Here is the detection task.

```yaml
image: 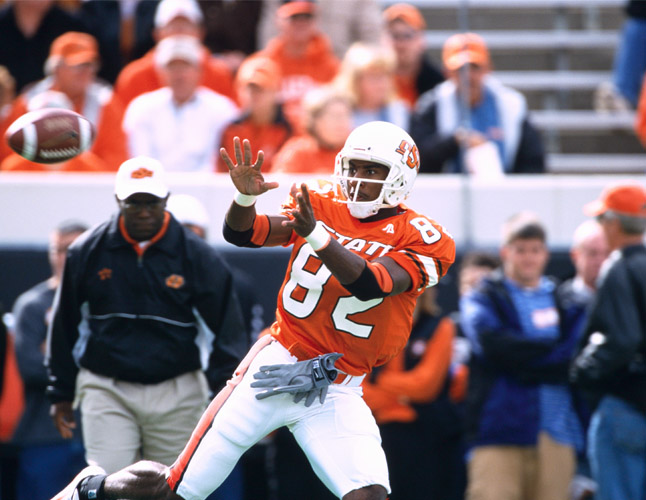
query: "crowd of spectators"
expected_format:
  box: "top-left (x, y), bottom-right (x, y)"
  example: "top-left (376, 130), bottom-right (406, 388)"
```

top-left (0, 0), bottom-right (553, 176)
top-left (0, 1), bottom-right (645, 500)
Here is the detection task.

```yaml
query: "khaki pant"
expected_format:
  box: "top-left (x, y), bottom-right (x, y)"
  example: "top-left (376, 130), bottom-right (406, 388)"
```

top-left (75, 368), bottom-right (209, 473)
top-left (467, 432), bottom-right (576, 500)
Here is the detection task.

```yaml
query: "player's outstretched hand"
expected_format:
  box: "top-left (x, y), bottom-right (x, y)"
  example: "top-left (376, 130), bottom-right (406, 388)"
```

top-left (251, 352), bottom-right (343, 407)
top-left (220, 136), bottom-right (279, 196)
top-left (282, 183), bottom-right (317, 237)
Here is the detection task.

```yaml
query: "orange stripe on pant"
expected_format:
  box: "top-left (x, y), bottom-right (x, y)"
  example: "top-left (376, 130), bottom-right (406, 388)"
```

top-left (166, 335), bottom-right (273, 492)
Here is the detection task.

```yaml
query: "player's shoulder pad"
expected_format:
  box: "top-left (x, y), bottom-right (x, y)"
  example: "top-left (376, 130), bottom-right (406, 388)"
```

top-left (403, 210), bottom-right (454, 243)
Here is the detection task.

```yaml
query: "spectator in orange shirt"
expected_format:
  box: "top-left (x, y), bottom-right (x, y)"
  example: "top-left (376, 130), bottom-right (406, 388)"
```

top-left (257, 0), bottom-right (339, 132)
top-left (1, 94), bottom-right (109, 173)
top-left (218, 57), bottom-right (292, 173)
top-left (0, 32), bottom-right (125, 170)
top-left (381, 3), bottom-right (444, 109)
top-left (362, 286), bottom-right (465, 500)
top-left (0, 92), bottom-right (109, 172)
top-left (113, 0), bottom-right (236, 109)
top-left (271, 86), bottom-right (351, 174)
top-left (636, 76), bottom-right (646, 147)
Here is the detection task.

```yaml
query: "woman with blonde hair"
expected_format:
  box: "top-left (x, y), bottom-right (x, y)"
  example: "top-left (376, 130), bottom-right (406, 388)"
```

top-left (271, 85), bottom-right (352, 174)
top-left (334, 42), bottom-right (410, 131)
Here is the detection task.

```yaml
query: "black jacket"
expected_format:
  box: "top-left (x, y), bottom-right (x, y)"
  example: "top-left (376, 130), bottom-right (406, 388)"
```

top-left (46, 212), bottom-right (249, 403)
top-left (415, 55), bottom-right (445, 99)
top-left (571, 244), bottom-right (646, 414)
top-left (627, 0), bottom-right (646, 19)
top-left (409, 82), bottom-right (545, 174)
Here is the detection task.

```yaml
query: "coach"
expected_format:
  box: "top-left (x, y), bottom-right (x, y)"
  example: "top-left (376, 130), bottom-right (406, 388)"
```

top-left (45, 156), bottom-right (249, 473)
top-left (571, 183), bottom-right (646, 500)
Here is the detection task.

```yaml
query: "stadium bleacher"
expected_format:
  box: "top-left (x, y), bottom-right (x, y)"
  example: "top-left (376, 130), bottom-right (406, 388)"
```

top-left (382, 0), bottom-right (646, 173)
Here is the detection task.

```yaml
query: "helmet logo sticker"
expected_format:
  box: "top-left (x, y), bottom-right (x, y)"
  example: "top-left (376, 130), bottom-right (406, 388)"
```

top-left (395, 140), bottom-right (420, 171)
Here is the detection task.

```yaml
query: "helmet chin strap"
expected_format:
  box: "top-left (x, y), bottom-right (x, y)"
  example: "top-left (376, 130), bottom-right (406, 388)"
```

top-left (347, 202), bottom-right (380, 219)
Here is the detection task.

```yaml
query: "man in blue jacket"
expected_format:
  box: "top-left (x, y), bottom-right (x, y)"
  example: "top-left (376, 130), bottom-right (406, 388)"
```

top-left (460, 212), bottom-right (583, 500)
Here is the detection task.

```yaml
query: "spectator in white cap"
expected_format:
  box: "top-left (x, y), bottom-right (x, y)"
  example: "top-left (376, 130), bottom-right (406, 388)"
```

top-left (122, 35), bottom-right (239, 173)
top-left (114, 156), bottom-right (170, 242)
top-left (46, 154), bottom-right (250, 474)
top-left (113, 0), bottom-right (236, 110)
top-left (166, 193), bottom-right (210, 239)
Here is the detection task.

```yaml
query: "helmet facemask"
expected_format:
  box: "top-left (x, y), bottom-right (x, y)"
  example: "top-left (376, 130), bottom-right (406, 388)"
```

top-left (334, 156), bottom-right (407, 219)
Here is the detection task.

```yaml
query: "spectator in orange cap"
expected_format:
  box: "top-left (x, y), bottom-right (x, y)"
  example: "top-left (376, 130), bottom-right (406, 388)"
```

top-left (410, 32), bottom-right (545, 176)
top-left (382, 3), bottom-right (444, 109)
top-left (255, 0), bottom-right (340, 132)
top-left (218, 56), bottom-right (292, 173)
top-left (257, 0), bottom-right (383, 58)
top-left (0, 32), bottom-right (125, 170)
top-left (271, 85), bottom-right (351, 174)
top-left (113, 0), bottom-right (236, 109)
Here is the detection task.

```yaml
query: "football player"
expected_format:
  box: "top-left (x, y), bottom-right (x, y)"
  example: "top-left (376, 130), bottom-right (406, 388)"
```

top-left (51, 121), bottom-right (455, 500)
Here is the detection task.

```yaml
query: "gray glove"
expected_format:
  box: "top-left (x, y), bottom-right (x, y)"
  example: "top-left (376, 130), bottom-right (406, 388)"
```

top-left (250, 352), bottom-right (343, 406)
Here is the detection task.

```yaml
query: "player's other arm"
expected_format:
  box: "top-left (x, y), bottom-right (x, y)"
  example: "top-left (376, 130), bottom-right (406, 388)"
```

top-left (221, 137), bottom-right (292, 247)
top-left (319, 241), bottom-right (411, 299)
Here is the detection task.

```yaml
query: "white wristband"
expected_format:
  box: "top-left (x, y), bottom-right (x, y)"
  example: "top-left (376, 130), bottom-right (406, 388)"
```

top-left (305, 221), bottom-right (331, 251)
top-left (234, 191), bottom-right (257, 207)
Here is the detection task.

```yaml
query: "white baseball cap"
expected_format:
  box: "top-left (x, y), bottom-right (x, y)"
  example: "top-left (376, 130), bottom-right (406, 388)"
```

top-left (154, 35), bottom-right (201, 67)
top-left (154, 0), bottom-right (203, 28)
top-left (167, 194), bottom-right (209, 229)
top-left (115, 156), bottom-right (169, 201)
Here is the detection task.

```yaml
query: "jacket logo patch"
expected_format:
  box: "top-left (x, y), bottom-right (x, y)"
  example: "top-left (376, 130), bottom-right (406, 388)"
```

top-left (131, 167), bottom-right (153, 179)
top-left (383, 223), bottom-right (395, 234)
top-left (98, 268), bottom-right (112, 280)
top-left (166, 274), bottom-right (185, 289)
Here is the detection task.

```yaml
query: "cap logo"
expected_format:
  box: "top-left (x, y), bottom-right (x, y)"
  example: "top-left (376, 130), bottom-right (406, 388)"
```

top-left (131, 167), bottom-right (154, 179)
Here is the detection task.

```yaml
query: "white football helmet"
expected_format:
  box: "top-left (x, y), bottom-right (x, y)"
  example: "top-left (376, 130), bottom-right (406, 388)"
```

top-left (334, 121), bottom-right (420, 219)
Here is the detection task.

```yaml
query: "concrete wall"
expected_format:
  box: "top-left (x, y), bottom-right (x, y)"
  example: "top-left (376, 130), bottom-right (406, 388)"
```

top-left (0, 172), bottom-right (642, 249)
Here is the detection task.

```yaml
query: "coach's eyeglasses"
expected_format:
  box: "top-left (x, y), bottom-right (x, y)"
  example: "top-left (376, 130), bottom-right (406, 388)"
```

top-left (120, 199), bottom-right (166, 213)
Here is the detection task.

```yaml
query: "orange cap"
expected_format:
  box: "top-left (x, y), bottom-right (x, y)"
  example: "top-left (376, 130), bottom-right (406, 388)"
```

top-left (383, 3), bottom-right (426, 30)
top-left (442, 32), bottom-right (490, 71)
top-left (584, 184), bottom-right (646, 217)
top-left (49, 32), bottom-right (99, 66)
top-left (236, 57), bottom-right (281, 91)
top-left (278, 0), bottom-right (317, 18)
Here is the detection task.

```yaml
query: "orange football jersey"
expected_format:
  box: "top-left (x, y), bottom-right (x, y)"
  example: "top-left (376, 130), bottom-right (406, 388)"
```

top-left (267, 180), bottom-right (455, 376)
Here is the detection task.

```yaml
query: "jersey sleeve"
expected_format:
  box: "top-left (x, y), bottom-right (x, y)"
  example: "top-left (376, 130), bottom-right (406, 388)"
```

top-left (386, 216), bottom-right (455, 292)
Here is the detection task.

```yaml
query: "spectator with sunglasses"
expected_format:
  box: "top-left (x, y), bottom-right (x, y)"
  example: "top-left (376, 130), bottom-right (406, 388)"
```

top-left (381, 3), bottom-right (444, 109)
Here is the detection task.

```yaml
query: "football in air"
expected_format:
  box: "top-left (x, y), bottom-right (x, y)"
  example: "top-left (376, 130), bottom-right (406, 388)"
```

top-left (4, 108), bottom-right (95, 164)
